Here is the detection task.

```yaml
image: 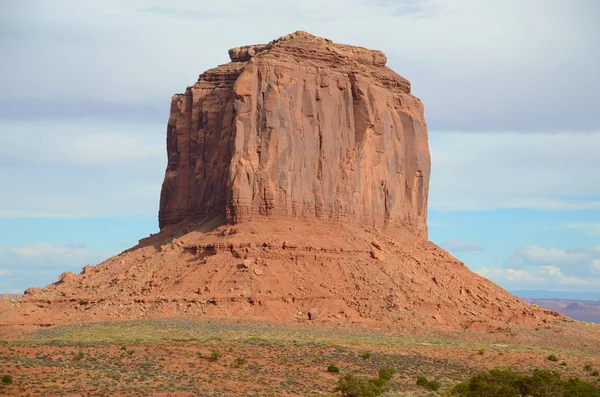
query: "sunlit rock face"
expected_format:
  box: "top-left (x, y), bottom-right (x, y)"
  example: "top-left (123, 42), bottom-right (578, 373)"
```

top-left (159, 31), bottom-right (430, 237)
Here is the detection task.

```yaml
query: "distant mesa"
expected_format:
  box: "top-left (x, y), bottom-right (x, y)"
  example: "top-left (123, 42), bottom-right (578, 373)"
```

top-left (565, 302), bottom-right (586, 311)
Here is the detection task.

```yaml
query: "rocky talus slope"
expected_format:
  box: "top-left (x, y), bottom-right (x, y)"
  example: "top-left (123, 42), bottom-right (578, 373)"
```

top-left (1, 219), bottom-right (562, 330)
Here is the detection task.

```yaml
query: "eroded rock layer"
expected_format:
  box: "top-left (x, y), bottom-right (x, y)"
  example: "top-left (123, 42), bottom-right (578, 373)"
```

top-left (0, 219), bottom-right (565, 331)
top-left (159, 31), bottom-right (430, 237)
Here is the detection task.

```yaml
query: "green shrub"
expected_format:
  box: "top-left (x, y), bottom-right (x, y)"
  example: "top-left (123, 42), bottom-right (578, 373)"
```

top-left (547, 354), bottom-right (559, 362)
top-left (378, 367), bottom-right (395, 381)
top-left (335, 374), bottom-right (387, 397)
top-left (585, 365), bottom-right (593, 372)
top-left (416, 376), bottom-right (429, 387)
top-left (360, 351), bottom-right (372, 360)
top-left (416, 376), bottom-right (440, 391)
top-left (1, 375), bottom-right (12, 385)
top-left (450, 368), bottom-right (600, 397)
top-left (428, 380), bottom-right (441, 391)
top-left (233, 357), bottom-right (247, 368)
top-left (73, 352), bottom-right (85, 361)
top-left (564, 377), bottom-right (600, 396)
top-left (450, 369), bottom-right (524, 396)
top-left (327, 364), bottom-right (340, 373)
top-left (524, 369), bottom-right (566, 396)
top-left (592, 370), bottom-right (599, 376)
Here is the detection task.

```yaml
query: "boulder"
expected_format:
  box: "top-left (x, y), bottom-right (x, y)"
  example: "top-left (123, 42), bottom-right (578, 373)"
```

top-left (24, 287), bottom-right (43, 296)
top-left (58, 272), bottom-right (77, 284)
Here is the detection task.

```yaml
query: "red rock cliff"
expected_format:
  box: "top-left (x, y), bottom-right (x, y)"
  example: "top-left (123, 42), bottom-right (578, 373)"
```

top-left (159, 31), bottom-right (430, 237)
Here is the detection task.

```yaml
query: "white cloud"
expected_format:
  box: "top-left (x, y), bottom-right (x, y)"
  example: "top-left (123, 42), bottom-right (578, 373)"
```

top-left (429, 131), bottom-right (600, 211)
top-left (477, 266), bottom-right (600, 291)
top-left (567, 222), bottom-right (600, 236)
top-left (8, 242), bottom-right (92, 263)
top-left (0, 242), bottom-right (113, 293)
top-left (592, 260), bottom-right (600, 274)
top-left (513, 245), bottom-right (588, 267)
top-left (1, 1), bottom-right (598, 131)
top-left (542, 266), bottom-right (561, 276)
top-left (440, 238), bottom-right (484, 252)
top-left (0, 119), bottom-right (165, 218)
top-left (0, 242), bottom-right (106, 268)
top-left (484, 244), bottom-right (600, 290)
top-left (478, 267), bottom-right (539, 283)
top-left (0, 120), bottom-right (164, 166)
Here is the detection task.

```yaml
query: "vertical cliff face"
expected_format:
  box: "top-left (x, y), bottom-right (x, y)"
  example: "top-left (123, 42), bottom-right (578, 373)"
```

top-left (159, 61), bottom-right (246, 227)
top-left (159, 31), bottom-right (431, 237)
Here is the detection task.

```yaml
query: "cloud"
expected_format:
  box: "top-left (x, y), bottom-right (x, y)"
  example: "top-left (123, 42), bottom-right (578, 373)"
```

top-left (0, 98), bottom-right (167, 124)
top-left (2, 1), bottom-right (598, 133)
top-left (494, 244), bottom-right (600, 290)
top-left (139, 7), bottom-right (231, 20)
top-left (366, 0), bottom-right (436, 18)
top-left (0, 118), bottom-right (165, 218)
top-left (0, 241), bottom-right (111, 293)
top-left (478, 268), bottom-right (535, 283)
top-left (440, 239), bottom-right (484, 253)
top-left (11, 243), bottom-right (82, 261)
top-left (466, 243), bottom-right (600, 291)
top-left (139, 0), bottom-right (372, 21)
top-left (393, 1), bottom-right (600, 133)
top-left (567, 222), bottom-right (600, 236)
top-left (0, 120), bottom-right (164, 166)
top-left (429, 131), bottom-right (600, 211)
top-left (478, 266), bottom-right (600, 291)
top-left (0, 162), bottom-right (161, 218)
top-left (506, 245), bottom-right (588, 267)
top-left (0, 242), bottom-right (99, 265)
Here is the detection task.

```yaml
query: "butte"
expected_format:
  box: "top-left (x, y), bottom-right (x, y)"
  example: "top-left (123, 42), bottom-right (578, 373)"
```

top-left (0, 32), bottom-right (563, 331)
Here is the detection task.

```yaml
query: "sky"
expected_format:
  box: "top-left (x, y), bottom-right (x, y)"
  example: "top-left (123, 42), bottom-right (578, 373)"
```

top-left (0, 0), bottom-right (599, 296)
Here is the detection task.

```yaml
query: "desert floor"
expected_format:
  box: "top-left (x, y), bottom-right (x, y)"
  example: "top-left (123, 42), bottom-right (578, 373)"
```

top-left (1, 318), bottom-right (599, 396)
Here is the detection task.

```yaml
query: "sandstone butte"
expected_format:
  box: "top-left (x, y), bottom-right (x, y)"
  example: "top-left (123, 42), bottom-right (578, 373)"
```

top-left (0, 32), bottom-right (567, 332)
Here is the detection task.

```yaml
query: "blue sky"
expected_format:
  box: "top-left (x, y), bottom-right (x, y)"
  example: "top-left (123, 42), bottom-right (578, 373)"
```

top-left (1, 0), bottom-right (599, 295)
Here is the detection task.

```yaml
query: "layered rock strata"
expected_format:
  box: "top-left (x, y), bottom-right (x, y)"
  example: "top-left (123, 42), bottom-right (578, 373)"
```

top-left (159, 31), bottom-right (430, 237)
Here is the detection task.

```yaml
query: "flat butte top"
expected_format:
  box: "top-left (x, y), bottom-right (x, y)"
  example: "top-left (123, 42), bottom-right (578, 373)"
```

top-left (195, 31), bottom-right (412, 95)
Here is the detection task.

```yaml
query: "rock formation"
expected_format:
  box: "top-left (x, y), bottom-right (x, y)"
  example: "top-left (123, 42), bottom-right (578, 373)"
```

top-left (0, 32), bottom-right (567, 332)
top-left (159, 31), bottom-right (430, 237)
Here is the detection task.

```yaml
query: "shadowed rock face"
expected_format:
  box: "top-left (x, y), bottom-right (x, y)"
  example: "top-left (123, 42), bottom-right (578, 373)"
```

top-left (159, 31), bottom-right (431, 237)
